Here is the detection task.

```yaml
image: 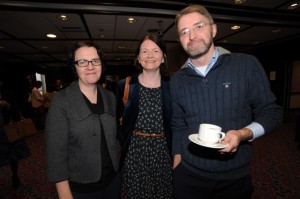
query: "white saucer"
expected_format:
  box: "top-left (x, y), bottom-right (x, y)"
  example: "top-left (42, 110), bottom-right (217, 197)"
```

top-left (188, 134), bottom-right (229, 149)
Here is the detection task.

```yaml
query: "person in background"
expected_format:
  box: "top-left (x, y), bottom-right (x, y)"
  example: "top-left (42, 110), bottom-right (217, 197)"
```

top-left (0, 80), bottom-right (30, 189)
top-left (55, 79), bottom-right (64, 91)
top-left (31, 80), bottom-right (44, 130)
top-left (45, 41), bottom-right (121, 199)
top-left (170, 4), bottom-right (283, 199)
top-left (103, 79), bottom-right (117, 95)
top-left (42, 86), bottom-right (56, 112)
top-left (116, 34), bottom-right (173, 199)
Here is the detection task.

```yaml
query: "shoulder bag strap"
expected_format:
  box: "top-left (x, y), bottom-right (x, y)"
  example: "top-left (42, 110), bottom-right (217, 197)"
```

top-left (122, 76), bottom-right (131, 105)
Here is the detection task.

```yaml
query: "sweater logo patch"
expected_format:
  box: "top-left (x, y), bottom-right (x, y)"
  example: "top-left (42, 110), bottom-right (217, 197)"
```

top-left (223, 82), bottom-right (231, 88)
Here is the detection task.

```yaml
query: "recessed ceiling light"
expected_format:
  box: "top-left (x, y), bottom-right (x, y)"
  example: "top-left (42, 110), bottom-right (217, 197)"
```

top-left (47, 34), bottom-right (57, 38)
top-left (288, 3), bottom-right (299, 9)
top-left (231, 25), bottom-right (241, 30)
top-left (57, 15), bottom-right (70, 21)
top-left (99, 28), bottom-right (105, 38)
top-left (234, 0), bottom-right (246, 4)
top-left (127, 17), bottom-right (137, 24)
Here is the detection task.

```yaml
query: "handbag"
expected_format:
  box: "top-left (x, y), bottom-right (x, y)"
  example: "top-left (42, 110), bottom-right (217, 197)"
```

top-left (4, 118), bottom-right (38, 143)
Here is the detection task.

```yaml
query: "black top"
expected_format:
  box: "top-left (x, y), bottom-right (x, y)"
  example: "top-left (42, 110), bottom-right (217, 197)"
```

top-left (69, 89), bottom-right (116, 192)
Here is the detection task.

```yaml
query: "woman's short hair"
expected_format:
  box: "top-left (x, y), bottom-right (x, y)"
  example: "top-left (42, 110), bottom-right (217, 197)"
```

top-left (34, 80), bottom-right (42, 88)
top-left (69, 41), bottom-right (105, 80)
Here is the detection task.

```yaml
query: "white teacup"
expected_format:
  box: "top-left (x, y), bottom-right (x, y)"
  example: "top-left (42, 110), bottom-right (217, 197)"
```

top-left (198, 123), bottom-right (225, 144)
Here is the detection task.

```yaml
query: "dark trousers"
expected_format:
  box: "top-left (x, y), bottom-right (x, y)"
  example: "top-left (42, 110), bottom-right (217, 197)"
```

top-left (72, 173), bottom-right (121, 199)
top-left (173, 163), bottom-right (253, 199)
top-left (33, 108), bottom-right (43, 130)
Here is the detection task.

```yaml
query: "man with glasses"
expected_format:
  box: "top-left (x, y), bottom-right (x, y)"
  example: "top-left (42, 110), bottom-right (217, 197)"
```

top-left (170, 4), bottom-right (283, 199)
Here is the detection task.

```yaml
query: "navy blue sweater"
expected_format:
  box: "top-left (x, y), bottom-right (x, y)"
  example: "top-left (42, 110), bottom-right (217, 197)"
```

top-left (170, 47), bottom-right (283, 180)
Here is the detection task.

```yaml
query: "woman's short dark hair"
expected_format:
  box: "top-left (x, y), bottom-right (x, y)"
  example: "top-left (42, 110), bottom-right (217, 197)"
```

top-left (134, 34), bottom-right (168, 75)
top-left (69, 41), bottom-right (105, 80)
top-left (34, 80), bottom-right (42, 88)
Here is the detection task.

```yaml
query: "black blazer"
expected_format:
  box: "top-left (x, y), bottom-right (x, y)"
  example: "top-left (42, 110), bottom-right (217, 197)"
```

top-left (116, 73), bottom-right (172, 163)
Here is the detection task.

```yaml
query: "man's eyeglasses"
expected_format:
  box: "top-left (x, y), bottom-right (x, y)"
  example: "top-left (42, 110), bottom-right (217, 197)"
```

top-left (179, 22), bottom-right (210, 38)
top-left (75, 59), bottom-right (101, 68)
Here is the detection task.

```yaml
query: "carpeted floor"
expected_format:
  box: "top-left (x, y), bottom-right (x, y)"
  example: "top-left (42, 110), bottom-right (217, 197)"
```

top-left (251, 122), bottom-right (300, 199)
top-left (0, 131), bottom-right (57, 199)
top-left (0, 122), bottom-right (300, 199)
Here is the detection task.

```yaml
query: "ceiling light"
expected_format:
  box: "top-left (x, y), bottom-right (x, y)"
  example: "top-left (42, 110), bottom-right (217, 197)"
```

top-left (231, 25), bottom-right (240, 30)
top-left (47, 34), bottom-right (57, 38)
top-left (99, 28), bottom-right (105, 38)
top-left (127, 17), bottom-right (137, 24)
top-left (288, 3), bottom-right (299, 9)
top-left (57, 15), bottom-right (70, 21)
top-left (234, 0), bottom-right (246, 4)
top-left (118, 46), bottom-right (126, 49)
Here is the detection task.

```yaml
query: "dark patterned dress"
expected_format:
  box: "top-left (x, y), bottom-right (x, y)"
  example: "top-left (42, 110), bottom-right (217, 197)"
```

top-left (121, 84), bottom-right (173, 199)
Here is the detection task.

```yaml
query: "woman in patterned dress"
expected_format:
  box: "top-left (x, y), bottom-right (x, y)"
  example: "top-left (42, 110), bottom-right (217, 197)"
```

top-left (116, 34), bottom-right (173, 199)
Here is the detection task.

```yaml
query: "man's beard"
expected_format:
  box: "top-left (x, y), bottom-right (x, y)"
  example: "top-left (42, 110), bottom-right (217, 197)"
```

top-left (186, 38), bottom-right (213, 59)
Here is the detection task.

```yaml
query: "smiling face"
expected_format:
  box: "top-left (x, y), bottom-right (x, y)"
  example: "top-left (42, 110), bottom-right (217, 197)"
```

top-left (177, 12), bottom-right (217, 59)
top-left (74, 46), bottom-right (102, 86)
top-left (137, 39), bottom-right (165, 72)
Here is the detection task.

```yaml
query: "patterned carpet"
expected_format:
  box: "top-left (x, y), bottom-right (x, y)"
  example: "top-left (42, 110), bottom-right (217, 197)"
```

top-left (0, 132), bottom-right (58, 199)
top-left (0, 122), bottom-right (300, 199)
top-left (251, 122), bottom-right (300, 199)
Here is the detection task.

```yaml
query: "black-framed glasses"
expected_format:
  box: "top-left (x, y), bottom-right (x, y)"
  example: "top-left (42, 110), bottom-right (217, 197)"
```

top-left (75, 59), bottom-right (101, 68)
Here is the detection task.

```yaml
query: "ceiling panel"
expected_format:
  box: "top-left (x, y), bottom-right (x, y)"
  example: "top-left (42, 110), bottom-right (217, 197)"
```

top-left (85, 14), bottom-right (117, 40)
top-left (115, 15), bottom-right (148, 40)
top-left (214, 22), bottom-right (252, 42)
top-left (0, 0), bottom-right (299, 70)
top-left (27, 40), bottom-right (76, 54)
top-left (204, 0), bottom-right (290, 8)
top-left (0, 40), bottom-right (41, 53)
top-left (225, 26), bottom-right (300, 45)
